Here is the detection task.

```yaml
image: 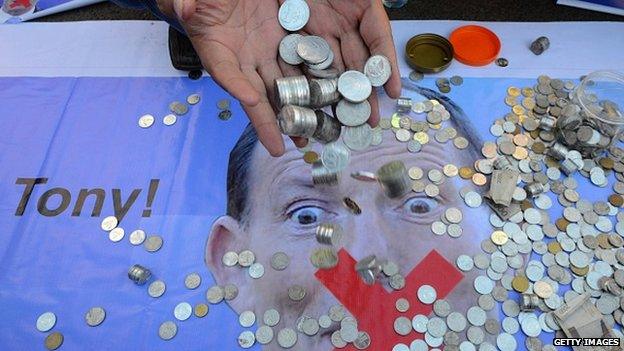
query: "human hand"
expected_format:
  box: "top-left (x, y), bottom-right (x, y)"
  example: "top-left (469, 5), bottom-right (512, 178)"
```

top-left (159, 0), bottom-right (401, 156)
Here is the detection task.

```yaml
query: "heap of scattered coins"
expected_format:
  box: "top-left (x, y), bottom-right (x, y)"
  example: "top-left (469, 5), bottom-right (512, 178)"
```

top-left (138, 93), bottom-right (202, 128)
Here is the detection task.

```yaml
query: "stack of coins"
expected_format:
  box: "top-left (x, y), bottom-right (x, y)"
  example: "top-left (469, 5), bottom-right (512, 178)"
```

top-left (376, 161), bottom-right (412, 199)
top-left (311, 160), bottom-right (339, 186)
top-left (275, 76), bottom-right (311, 107)
top-left (278, 105), bottom-right (317, 138)
top-left (530, 36), bottom-right (550, 55)
top-left (128, 264), bottom-right (152, 285)
top-left (315, 223), bottom-right (343, 246)
top-left (309, 78), bottom-right (340, 108)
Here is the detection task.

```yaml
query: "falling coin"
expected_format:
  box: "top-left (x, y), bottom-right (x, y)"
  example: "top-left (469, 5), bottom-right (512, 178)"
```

top-left (85, 307), bottom-right (106, 327)
top-left (343, 197), bottom-right (362, 215)
top-left (45, 332), bottom-right (64, 350)
top-left (138, 114), bottom-right (155, 128)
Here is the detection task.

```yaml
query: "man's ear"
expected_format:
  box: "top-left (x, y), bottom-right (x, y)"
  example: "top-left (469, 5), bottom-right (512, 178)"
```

top-left (205, 215), bottom-right (250, 311)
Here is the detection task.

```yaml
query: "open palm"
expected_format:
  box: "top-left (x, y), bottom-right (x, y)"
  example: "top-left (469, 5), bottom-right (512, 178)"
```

top-left (166, 0), bottom-right (401, 156)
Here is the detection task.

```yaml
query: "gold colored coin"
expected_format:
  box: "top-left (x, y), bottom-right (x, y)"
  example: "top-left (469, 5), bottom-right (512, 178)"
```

top-left (491, 230), bottom-right (509, 245)
top-left (512, 105), bottom-right (526, 115)
top-left (511, 276), bottom-right (529, 293)
top-left (459, 167), bottom-right (475, 179)
top-left (391, 113), bottom-right (401, 128)
top-left (531, 142), bottom-right (546, 154)
top-left (555, 218), bottom-right (569, 231)
top-left (512, 146), bottom-right (528, 160)
top-left (544, 157), bottom-right (559, 168)
top-left (600, 157), bottom-right (615, 170)
top-left (570, 265), bottom-right (589, 277)
top-left (609, 194), bottom-right (624, 207)
top-left (534, 281), bottom-right (553, 299)
top-left (343, 197), bottom-right (362, 215)
top-left (513, 134), bottom-right (529, 147)
top-left (504, 96), bottom-right (517, 107)
top-left (443, 164), bottom-right (458, 177)
top-left (194, 303), bottom-right (209, 318)
top-left (521, 87), bottom-right (535, 97)
top-left (521, 97), bottom-right (536, 109)
top-left (547, 241), bottom-right (562, 254)
top-left (303, 151), bottom-right (319, 164)
top-left (597, 233), bottom-right (612, 249)
top-left (413, 132), bottom-right (429, 144)
top-left (507, 87), bottom-right (521, 97)
top-left (429, 123), bottom-right (441, 130)
top-left (45, 332), bottom-right (64, 351)
top-left (471, 173), bottom-right (487, 186)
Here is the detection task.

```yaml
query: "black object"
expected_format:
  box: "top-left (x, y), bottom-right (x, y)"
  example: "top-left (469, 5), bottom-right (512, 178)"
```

top-left (168, 26), bottom-right (203, 71)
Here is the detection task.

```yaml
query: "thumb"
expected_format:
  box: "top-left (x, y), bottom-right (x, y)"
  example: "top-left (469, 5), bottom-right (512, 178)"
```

top-left (173, 0), bottom-right (196, 21)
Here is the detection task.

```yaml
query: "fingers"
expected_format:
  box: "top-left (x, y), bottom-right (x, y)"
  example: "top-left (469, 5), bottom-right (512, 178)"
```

top-left (172, 0), bottom-right (196, 21)
top-left (324, 36), bottom-right (345, 73)
top-left (339, 30), bottom-right (369, 71)
top-left (368, 91), bottom-right (380, 128)
top-left (359, 2), bottom-right (402, 99)
top-left (241, 67), bottom-right (285, 157)
top-left (256, 60), bottom-right (284, 111)
top-left (191, 40), bottom-right (261, 107)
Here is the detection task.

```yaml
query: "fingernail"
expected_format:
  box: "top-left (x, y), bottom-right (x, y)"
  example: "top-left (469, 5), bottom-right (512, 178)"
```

top-left (173, 0), bottom-right (185, 20)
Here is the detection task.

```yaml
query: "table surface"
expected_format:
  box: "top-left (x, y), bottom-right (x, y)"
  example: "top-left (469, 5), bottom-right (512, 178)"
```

top-left (34, 0), bottom-right (624, 23)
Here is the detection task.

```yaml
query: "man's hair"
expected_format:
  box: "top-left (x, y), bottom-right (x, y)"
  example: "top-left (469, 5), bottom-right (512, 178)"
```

top-left (226, 80), bottom-right (483, 222)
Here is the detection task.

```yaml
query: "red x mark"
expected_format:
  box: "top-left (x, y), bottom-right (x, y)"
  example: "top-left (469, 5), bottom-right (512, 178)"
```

top-left (315, 249), bottom-right (463, 350)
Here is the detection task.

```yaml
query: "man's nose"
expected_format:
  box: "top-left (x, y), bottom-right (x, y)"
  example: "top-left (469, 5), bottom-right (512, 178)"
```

top-left (341, 202), bottom-right (390, 261)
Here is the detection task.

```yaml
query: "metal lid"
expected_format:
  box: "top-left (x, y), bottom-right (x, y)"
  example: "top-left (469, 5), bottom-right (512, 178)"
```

top-left (405, 33), bottom-right (454, 73)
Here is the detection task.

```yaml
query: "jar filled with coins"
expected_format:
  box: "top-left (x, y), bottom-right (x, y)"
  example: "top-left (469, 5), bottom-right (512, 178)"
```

top-left (570, 70), bottom-right (624, 154)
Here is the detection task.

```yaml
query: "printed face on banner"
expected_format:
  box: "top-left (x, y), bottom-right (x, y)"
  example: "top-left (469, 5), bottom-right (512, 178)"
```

top-left (205, 85), bottom-right (494, 350)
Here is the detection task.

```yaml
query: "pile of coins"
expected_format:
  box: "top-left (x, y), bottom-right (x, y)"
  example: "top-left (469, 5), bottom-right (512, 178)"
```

top-left (138, 93), bottom-right (201, 128)
top-left (100, 215), bottom-right (163, 252)
top-left (217, 98), bottom-right (232, 121)
top-left (435, 76), bottom-right (463, 93)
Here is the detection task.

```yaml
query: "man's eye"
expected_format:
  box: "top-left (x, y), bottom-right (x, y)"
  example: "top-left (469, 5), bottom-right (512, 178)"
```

top-left (403, 197), bottom-right (438, 214)
top-left (289, 206), bottom-right (326, 225)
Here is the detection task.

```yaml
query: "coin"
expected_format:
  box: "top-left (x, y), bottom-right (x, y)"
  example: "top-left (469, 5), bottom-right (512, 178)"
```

top-left (36, 312), bottom-right (56, 332)
top-left (417, 285), bottom-right (437, 304)
top-left (279, 34), bottom-right (304, 65)
top-left (450, 76), bottom-right (463, 86)
top-left (158, 321), bottom-right (177, 340)
top-left (194, 303), bottom-right (209, 318)
top-left (239, 310), bottom-right (256, 327)
top-left (321, 142), bottom-right (350, 172)
top-left (186, 93), bottom-right (200, 105)
top-left (238, 250), bottom-right (255, 267)
top-left (222, 251), bottom-right (239, 267)
top-left (336, 99), bottom-right (371, 127)
top-left (271, 252), bottom-right (290, 271)
top-left (288, 285), bottom-right (306, 301)
top-left (343, 124), bottom-right (372, 151)
top-left (512, 275), bottom-right (529, 292)
top-left (297, 36), bottom-right (330, 64)
top-left (256, 325), bottom-right (274, 345)
top-left (163, 114), bottom-right (177, 126)
top-left (138, 114), bottom-right (154, 128)
top-left (263, 309), bottom-right (280, 327)
top-left (278, 0), bottom-right (309, 31)
top-left (148, 280), bottom-right (166, 298)
top-left (174, 302), bottom-right (192, 321)
top-left (169, 101), bottom-right (188, 115)
top-left (218, 110), bottom-right (232, 121)
top-left (249, 262), bottom-right (265, 279)
top-left (129, 229), bottom-right (146, 245)
top-left (364, 55), bottom-right (392, 87)
top-left (338, 70), bottom-right (372, 103)
top-left (100, 216), bottom-right (118, 231)
top-left (277, 328), bottom-right (297, 348)
top-left (496, 58), bottom-right (509, 67)
top-left (394, 316), bottom-right (412, 335)
top-left (44, 332), bottom-right (63, 350)
top-left (223, 283), bottom-right (239, 301)
top-left (85, 307), bottom-right (106, 327)
top-left (144, 235), bottom-right (163, 252)
top-left (108, 227), bottom-right (124, 242)
top-left (351, 171), bottom-right (378, 182)
top-left (184, 273), bottom-right (201, 289)
top-left (206, 285), bottom-right (225, 304)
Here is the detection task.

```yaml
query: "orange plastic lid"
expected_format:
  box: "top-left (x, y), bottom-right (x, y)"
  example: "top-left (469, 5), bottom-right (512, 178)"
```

top-left (449, 25), bottom-right (501, 66)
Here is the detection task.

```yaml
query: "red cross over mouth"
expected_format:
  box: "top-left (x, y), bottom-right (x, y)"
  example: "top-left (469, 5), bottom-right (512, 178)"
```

top-left (315, 249), bottom-right (463, 350)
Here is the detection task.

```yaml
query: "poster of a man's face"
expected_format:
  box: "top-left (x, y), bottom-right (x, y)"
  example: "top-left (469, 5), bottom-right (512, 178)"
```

top-left (205, 80), bottom-right (496, 350)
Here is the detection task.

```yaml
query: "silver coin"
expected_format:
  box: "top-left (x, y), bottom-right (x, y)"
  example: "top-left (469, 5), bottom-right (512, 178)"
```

top-left (270, 252), bottom-right (289, 271)
top-left (184, 273), bottom-right (201, 290)
top-left (278, 0), bottom-right (310, 32)
top-left (186, 93), bottom-right (200, 105)
top-left (108, 227), bottom-right (125, 242)
top-left (343, 124), bottom-right (373, 151)
top-left (427, 317), bottom-right (447, 337)
top-left (474, 276), bottom-right (495, 294)
top-left (206, 285), bottom-right (225, 304)
top-left (238, 330), bottom-right (256, 349)
top-left (394, 316), bottom-right (412, 336)
top-left (288, 285), bottom-right (306, 301)
top-left (277, 328), bottom-right (297, 348)
top-left (279, 34), bottom-right (304, 65)
top-left (144, 235), bottom-right (163, 252)
top-left (389, 274), bottom-right (405, 290)
top-left (100, 216), bottom-right (118, 231)
top-left (417, 285), bottom-right (437, 304)
top-left (409, 71), bottom-right (424, 82)
top-left (450, 75), bottom-right (463, 86)
top-left (239, 310), bottom-right (256, 327)
top-left (138, 114), bottom-right (154, 128)
top-left (36, 312), bottom-right (56, 332)
top-left (331, 330), bottom-right (348, 348)
top-left (148, 280), bottom-right (166, 298)
top-left (496, 333), bottom-right (517, 351)
top-left (158, 321), bottom-right (177, 341)
top-left (238, 250), bottom-right (255, 267)
top-left (447, 312), bottom-right (467, 332)
top-left (354, 331), bottom-right (371, 349)
top-left (336, 99), bottom-right (371, 126)
top-left (433, 299), bottom-right (452, 317)
top-left (338, 70), bottom-right (372, 103)
top-left (364, 55), bottom-right (391, 87)
top-left (249, 263), bottom-right (265, 279)
top-left (383, 261), bottom-right (400, 276)
top-left (85, 307), bottom-right (106, 327)
top-left (296, 35), bottom-right (329, 64)
top-left (520, 315), bottom-right (541, 337)
top-left (263, 309), bottom-right (280, 327)
top-left (256, 325), bottom-right (274, 345)
top-left (169, 101), bottom-right (188, 116)
top-left (222, 251), bottom-right (239, 267)
top-left (407, 140), bottom-right (422, 153)
top-left (329, 305), bottom-right (346, 322)
top-left (321, 142), bottom-right (350, 172)
top-left (351, 171), bottom-right (378, 182)
top-left (223, 284), bottom-right (238, 301)
top-left (216, 99), bottom-right (230, 110)
top-left (466, 306), bottom-right (486, 326)
top-left (129, 229), bottom-right (146, 245)
top-left (412, 314), bottom-right (428, 333)
top-left (456, 255), bottom-right (474, 272)
top-left (395, 298), bottom-right (410, 312)
top-left (319, 314), bottom-right (332, 328)
top-left (174, 302), bottom-right (192, 321)
top-left (218, 109), bottom-right (232, 121)
top-left (393, 344), bottom-right (410, 351)
top-left (302, 317), bottom-right (320, 336)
